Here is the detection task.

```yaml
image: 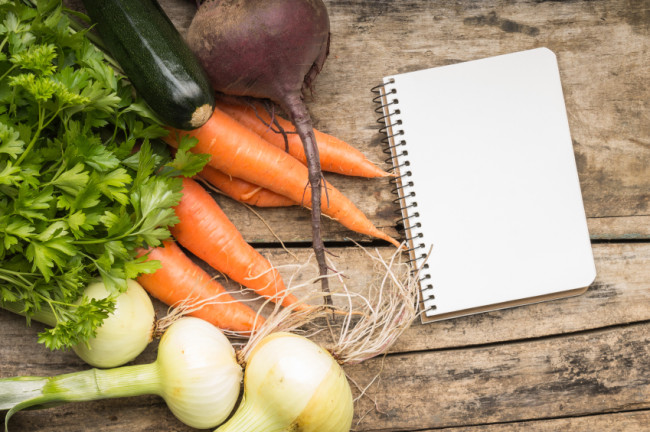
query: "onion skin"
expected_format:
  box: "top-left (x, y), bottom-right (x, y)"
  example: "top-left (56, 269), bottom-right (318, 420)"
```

top-left (1, 279), bottom-right (155, 368)
top-left (73, 279), bottom-right (155, 368)
top-left (154, 317), bottom-right (243, 428)
top-left (216, 332), bottom-right (353, 432)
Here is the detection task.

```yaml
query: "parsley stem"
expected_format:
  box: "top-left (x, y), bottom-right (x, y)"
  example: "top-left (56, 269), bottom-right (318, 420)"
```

top-left (15, 105), bottom-right (45, 166)
top-left (39, 296), bottom-right (67, 324)
top-left (45, 159), bottom-right (68, 185)
top-left (72, 227), bottom-right (144, 245)
top-left (16, 106), bottom-right (62, 166)
top-left (36, 293), bottom-right (81, 310)
top-left (0, 64), bottom-right (17, 82)
top-left (0, 273), bottom-right (32, 290)
top-left (42, 108), bottom-right (62, 130)
top-left (1, 301), bottom-right (57, 327)
top-left (0, 268), bottom-right (37, 277)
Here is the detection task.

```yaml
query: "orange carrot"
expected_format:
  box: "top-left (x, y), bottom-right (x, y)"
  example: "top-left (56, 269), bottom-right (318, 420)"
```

top-left (215, 97), bottom-right (390, 178)
top-left (137, 240), bottom-right (263, 333)
top-left (171, 177), bottom-right (305, 308)
top-left (166, 109), bottom-right (400, 248)
top-left (198, 164), bottom-right (297, 207)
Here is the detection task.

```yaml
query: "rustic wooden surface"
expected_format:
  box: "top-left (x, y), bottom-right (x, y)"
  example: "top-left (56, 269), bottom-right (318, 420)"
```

top-left (2, 0), bottom-right (649, 431)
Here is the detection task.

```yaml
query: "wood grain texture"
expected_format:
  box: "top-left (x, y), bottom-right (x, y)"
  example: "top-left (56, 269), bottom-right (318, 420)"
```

top-left (422, 411), bottom-right (650, 432)
top-left (418, 410), bottom-right (650, 432)
top-left (206, 242), bottom-right (650, 354)
top-left (347, 323), bottom-right (650, 431)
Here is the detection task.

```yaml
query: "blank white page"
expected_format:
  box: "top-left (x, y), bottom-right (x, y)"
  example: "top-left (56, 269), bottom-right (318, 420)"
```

top-left (381, 48), bottom-right (596, 320)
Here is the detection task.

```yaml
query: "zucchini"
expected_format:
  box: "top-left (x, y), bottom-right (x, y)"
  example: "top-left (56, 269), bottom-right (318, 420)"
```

top-left (81, 0), bottom-right (214, 130)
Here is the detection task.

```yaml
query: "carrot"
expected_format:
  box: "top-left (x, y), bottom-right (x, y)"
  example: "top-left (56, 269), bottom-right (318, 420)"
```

top-left (166, 108), bottom-right (401, 248)
top-left (171, 177), bottom-right (305, 309)
top-left (137, 240), bottom-right (263, 333)
top-left (215, 96), bottom-right (390, 178)
top-left (198, 164), bottom-right (297, 207)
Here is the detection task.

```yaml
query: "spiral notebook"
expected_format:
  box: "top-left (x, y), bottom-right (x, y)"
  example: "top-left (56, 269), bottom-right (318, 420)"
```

top-left (375, 48), bottom-right (596, 322)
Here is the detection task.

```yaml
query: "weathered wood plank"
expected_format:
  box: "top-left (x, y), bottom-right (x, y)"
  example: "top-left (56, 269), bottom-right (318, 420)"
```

top-left (2, 240), bottom-right (648, 428)
top-left (588, 215), bottom-right (650, 241)
top-left (3, 322), bottom-right (648, 431)
top-left (419, 410), bottom-right (650, 432)
top-left (317, 0), bottom-right (650, 227)
top-left (183, 242), bottom-right (650, 354)
top-left (346, 323), bottom-right (650, 431)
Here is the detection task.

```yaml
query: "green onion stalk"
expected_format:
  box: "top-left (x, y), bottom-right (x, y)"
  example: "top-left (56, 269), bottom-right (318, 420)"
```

top-left (0, 317), bottom-right (242, 431)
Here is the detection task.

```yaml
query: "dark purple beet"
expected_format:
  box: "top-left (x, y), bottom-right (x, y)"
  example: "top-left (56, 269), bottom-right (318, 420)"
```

top-left (187, 0), bottom-right (332, 296)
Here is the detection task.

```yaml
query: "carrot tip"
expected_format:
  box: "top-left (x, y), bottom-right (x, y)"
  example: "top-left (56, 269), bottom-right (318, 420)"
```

top-left (375, 231), bottom-right (403, 249)
top-left (389, 237), bottom-right (404, 249)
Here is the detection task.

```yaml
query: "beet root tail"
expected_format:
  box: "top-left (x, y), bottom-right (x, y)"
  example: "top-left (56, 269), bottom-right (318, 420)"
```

top-left (283, 94), bottom-right (331, 302)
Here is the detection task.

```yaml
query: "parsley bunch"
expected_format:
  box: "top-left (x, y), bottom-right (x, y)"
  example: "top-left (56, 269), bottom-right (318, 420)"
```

top-left (0, 0), bottom-right (208, 349)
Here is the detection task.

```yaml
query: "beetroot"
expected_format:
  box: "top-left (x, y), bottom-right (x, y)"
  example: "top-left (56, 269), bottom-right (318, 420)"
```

top-left (187, 0), bottom-right (332, 293)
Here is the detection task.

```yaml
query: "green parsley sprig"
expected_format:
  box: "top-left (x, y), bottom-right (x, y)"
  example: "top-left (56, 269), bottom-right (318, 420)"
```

top-left (0, 0), bottom-right (209, 349)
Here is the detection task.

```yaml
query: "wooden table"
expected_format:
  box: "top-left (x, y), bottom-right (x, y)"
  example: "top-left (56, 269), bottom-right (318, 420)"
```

top-left (2, 1), bottom-right (649, 430)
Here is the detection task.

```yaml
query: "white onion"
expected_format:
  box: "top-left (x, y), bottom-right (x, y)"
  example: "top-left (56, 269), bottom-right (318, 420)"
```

top-left (0, 317), bottom-right (243, 430)
top-left (2, 279), bottom-right (156, 368)
top-left (73, 279), bottom-right (155, 368)
top-left (216, 332), bottom-right (353, 432)
top-left (153, 316), bottom-right (242, 428)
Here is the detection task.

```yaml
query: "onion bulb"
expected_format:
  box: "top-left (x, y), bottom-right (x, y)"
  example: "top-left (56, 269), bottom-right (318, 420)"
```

top-left (152, 317), bottom-right (242, 428)
top-left (1, 279), bottom-right (156, 368)
top-left (73, 279), bottom-right (155, 368)
top-left (216, 332), bottom-right (353, 432)
top-left (0, 317), bottom-right (242, 430)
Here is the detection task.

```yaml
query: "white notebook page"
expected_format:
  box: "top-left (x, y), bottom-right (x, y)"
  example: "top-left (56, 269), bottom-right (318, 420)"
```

top-left (381, 48), bottom-right (596, 320)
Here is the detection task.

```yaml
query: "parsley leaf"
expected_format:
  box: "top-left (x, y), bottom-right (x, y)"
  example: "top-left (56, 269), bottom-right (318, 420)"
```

top-left (0, 1), bottom-right (209, 350)
top-left (158, 134), bottom-right (211, 178)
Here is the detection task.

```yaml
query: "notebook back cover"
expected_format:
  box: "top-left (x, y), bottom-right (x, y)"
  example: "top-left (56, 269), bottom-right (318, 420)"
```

top-left (380, 48), bottom-right (596, 321)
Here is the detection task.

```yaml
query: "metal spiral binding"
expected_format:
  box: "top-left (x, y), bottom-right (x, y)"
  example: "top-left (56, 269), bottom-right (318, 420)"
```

top-left (372, 78), bottom-right (435, 311)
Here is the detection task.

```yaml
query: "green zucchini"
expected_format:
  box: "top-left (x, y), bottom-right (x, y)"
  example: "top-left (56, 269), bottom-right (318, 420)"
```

top-left (82, 0), bottom-right (214, 130)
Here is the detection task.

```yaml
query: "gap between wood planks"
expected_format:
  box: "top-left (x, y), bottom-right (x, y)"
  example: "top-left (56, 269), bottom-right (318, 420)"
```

top-left (591, 238), bottom-right (650, 244)
top-left (247, 238), bottom-right (400, 249)
top-left (247, 238), bottom-right (650, 249)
